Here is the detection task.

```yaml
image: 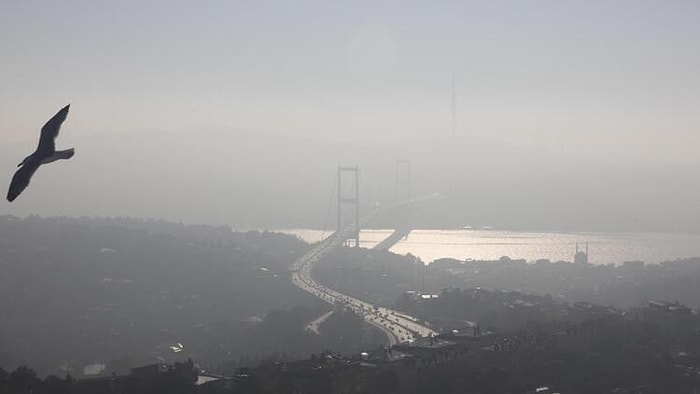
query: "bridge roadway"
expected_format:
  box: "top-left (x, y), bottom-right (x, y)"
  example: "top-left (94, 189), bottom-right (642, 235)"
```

top-left (289, 200), bottom-right (440, 345)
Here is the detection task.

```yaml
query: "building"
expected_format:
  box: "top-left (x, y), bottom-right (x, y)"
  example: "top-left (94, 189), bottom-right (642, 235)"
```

top-left (574, 242), bottom-right (588, 264)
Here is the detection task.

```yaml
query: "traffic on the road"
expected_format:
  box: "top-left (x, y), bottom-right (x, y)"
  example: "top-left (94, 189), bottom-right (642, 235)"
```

top-left (289, 215), bottom-right (438, 345)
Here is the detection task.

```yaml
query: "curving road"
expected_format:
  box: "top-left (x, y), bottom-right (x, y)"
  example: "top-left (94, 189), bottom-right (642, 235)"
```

top-left (289, 200), bottom-right (439, 344)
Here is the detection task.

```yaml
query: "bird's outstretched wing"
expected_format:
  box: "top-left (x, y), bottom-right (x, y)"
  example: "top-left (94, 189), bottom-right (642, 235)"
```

top-left (37, 104), bottom-right (70, 154)
top-left (7, 160), bottom-right (40, 202)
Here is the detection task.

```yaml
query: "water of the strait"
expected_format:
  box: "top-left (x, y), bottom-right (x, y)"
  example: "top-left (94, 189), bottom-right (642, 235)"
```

top-left (273, 228), bottom-right (700, 265)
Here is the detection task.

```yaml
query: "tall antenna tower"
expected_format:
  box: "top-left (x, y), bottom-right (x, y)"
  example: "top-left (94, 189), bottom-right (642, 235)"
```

top-left (337, 166), bottom-right (360, 248)
top-left (395, 159), bottom-right (411, 203)
top-left (451, 70), bottom-right (456, 136)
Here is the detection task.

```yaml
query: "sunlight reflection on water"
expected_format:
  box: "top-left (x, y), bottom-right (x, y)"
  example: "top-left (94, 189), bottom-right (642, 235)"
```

top-left (273, 229), bottom-right (700, 265)
top-left (389, 230), bottom-right (700, 265)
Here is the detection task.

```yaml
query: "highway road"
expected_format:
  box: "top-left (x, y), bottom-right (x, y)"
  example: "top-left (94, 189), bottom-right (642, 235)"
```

top-left (289, 201), bottom-right (439, 345)
top-left (305, 310), bottom-right (334, 335)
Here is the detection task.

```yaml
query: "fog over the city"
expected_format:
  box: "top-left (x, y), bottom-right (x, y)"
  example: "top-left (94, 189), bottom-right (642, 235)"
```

top-left (6, 3), bottom-right (700, 392)
top-left (2, 1), bottom-right (699, 231)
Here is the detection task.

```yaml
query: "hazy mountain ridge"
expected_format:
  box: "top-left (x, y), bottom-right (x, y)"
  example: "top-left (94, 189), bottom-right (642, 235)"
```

top-left (2, 128), bottom-right (699, 232)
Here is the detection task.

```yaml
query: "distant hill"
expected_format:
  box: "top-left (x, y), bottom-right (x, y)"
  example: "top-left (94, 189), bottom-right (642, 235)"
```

top-left (2, 129), bottom-right (699, 232)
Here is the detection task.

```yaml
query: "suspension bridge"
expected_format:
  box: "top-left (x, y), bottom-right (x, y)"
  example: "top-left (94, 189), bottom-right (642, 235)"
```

top-left (289, 162), bottom-right (441, 345)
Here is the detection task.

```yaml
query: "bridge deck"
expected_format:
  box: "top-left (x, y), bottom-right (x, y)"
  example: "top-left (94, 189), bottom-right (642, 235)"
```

top-left (372, 227), bottom-right (412, 251)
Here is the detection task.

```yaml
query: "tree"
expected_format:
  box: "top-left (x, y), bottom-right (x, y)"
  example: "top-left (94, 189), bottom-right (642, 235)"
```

top-left (8, 366), bottom-right (41, 394)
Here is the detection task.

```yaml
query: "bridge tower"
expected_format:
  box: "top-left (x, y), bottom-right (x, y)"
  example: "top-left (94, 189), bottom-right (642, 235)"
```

top-left (337, 166), bottom-right (360, 248)
top-left (396, 159), bottom-right (411, 203)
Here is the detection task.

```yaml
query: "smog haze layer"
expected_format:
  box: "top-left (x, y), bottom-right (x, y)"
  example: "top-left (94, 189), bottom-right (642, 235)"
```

top-left (1, 1), bottom-right (699, 232)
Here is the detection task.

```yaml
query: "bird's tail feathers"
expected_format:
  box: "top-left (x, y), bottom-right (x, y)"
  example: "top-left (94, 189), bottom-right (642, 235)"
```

top-left (40, 148), bottom-right (75, 165)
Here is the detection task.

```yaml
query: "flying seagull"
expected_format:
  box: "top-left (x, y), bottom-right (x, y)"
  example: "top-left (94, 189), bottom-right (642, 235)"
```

top-left (7, 104), bottom-right (75, 202)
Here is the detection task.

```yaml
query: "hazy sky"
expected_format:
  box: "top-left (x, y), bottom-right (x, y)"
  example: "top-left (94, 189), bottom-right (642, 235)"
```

top-left (1, 1), bottom-right (699, 161)
top-left (2, 1), bottom-right (700, 230)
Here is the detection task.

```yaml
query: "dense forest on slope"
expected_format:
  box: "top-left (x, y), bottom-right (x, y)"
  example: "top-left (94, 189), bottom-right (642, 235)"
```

top-left (0, 216), bottom-right (383, 377)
